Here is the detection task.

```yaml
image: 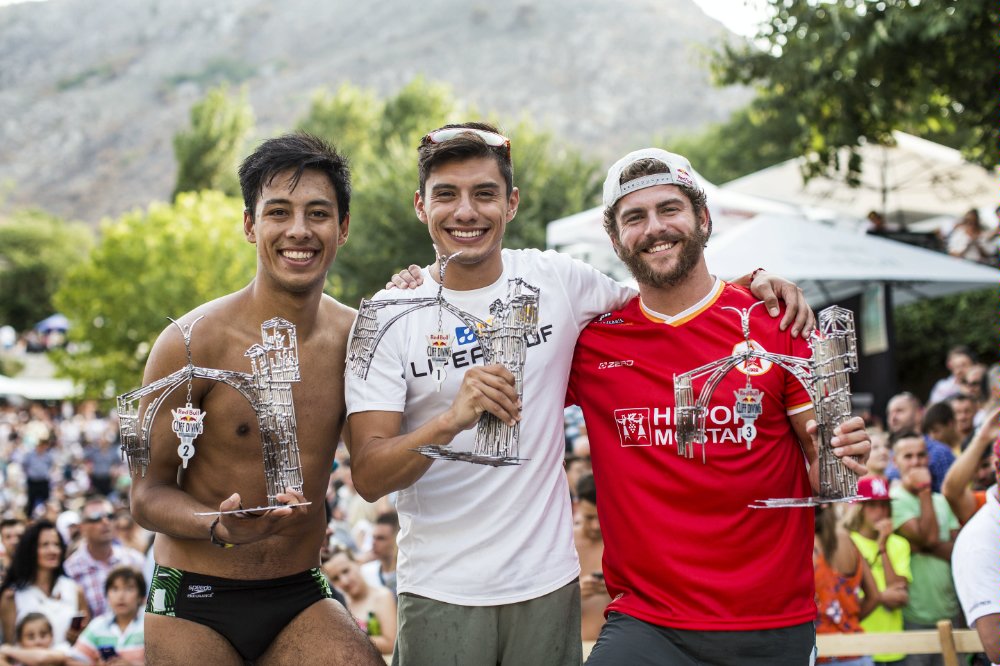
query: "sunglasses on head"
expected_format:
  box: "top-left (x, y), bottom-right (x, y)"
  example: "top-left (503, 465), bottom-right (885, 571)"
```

top-left (83, 512), bottom-right (113, 523)
top-left (422, 128), bottom-right (511, 156)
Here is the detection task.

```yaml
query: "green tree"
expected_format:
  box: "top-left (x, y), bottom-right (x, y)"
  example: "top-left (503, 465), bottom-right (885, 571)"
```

top-left (664, 104), bottom-right (800, 185)
top-left (0, 210), bottom-right (93, 331)
top-left (893, 288), bottom-right (999, 398)
top-left (173, 85), bottom-right (255, 199)
top-left (52, 191), bottom-right (253, 398)
top-left (297, 79), bottom-right (602, 307)
top-left (713, 0), bottom-right (998, 182)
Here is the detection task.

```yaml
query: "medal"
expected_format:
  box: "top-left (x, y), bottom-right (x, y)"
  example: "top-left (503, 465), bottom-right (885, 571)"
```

top-left (733, 383), bottom-right (764, 449)
top-left (171, 403), bottom-right (205, 468)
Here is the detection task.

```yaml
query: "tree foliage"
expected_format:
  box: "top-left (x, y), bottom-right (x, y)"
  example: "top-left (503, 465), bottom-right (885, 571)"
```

top-left (297, 78), bottom-right (602, 307)
top-left (52, 191), bottom-right (253, 398)
top-left (893, 288), bottom-right (999, 397)
top-left (0, 210), bottom-right (93, 331)
top-left (664, 105), bottom-right (801, 185)
top-left (172, 85), bottom-right (255, 200)
top-left (713, 0), bottom-right (999, 182)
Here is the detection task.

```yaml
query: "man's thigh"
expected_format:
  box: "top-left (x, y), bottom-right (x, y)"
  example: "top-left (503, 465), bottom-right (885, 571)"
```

top-left (393, 593), bottom-right (500, 666)
top-left (260, 598), bottom-right (383, 666)
top-left (498, 580), bottom-right (582, 666)
top-left (145, 612), bottom-right (244, 666)
top-left (587, 613), bottom-right (816, 666)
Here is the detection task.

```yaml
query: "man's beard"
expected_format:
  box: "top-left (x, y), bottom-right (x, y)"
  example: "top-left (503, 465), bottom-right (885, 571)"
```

top-left (616, 223), bottom-right (709, 288)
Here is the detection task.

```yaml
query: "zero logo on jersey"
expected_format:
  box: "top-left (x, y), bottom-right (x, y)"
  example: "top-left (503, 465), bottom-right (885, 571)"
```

top-left (732, 340), bottom-right (773, 376)
top-left (614, 408), bottom-right (651, 447)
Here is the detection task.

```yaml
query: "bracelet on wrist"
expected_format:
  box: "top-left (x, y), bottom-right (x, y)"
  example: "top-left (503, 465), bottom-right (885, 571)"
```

top-left (210, 516), bottom-right (237, 549)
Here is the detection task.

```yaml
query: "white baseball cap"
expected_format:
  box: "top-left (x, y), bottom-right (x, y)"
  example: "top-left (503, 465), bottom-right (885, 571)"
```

top-left (602, 148), bottom-right (700, 209)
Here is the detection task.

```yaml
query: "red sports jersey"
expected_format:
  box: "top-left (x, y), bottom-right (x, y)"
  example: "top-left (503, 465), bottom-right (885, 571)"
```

top-left (568, 280), bottom-right (816, 631)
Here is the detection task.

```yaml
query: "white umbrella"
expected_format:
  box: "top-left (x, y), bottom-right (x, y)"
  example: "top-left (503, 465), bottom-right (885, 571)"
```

top-left (705, 214), bottom-right (1000, 306)
top-left (722, 131), bottom-right (1000, 226)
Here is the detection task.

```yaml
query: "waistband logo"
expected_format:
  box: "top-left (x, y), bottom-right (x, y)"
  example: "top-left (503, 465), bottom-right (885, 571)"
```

top-left (187, 584), bottom-right (214, 599)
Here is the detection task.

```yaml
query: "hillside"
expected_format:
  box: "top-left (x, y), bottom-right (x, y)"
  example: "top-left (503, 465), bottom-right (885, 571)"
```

top-left (0, 0), bottom-right (750, 223)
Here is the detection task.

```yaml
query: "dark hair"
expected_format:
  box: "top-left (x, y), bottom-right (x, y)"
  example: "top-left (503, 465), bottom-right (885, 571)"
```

top-left (576, 473), bottom-right (597, 505)
top-left (15, 612), bottom-right (51, 642)
top-left (374, 511), bottom-right (399, 532)
top-left (238, 132), bottom-right (351, 223)
top-left (0, 521), bottom-right (66, 593)
top-left (921, 401), bottom-right (955, 433)
top-left (602, 157), bottom-right (709, 238)
top-left (0, 518), bottom-right (24, 532)
top-left (948, 345), bottom-right (975, 363)
top-left (417, 121), bottom-right (513, 198)
top-left (105, 565), bottom-right (146, 598)
top-left (889, 430), bottom-right (923, 448)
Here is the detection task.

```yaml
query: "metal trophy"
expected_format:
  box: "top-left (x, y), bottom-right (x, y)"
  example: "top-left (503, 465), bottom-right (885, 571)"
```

top-left (347, 246), bottom-right (539, 466)
top-left (673, 302), bottom-right (862, 508)
top-left (117, 316), bottom-right (310, 515)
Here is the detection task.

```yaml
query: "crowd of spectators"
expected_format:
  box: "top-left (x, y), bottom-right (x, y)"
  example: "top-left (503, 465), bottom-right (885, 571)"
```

top-left (806, 345), bottom-right (999, 666)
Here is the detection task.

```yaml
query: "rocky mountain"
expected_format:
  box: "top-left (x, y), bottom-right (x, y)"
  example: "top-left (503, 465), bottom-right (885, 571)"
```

top-left (0, 0), bottom-right (750, 224)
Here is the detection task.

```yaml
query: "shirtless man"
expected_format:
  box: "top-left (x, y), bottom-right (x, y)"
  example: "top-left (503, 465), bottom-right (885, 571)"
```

top-left (130, 133), bottom-right (382, 665)
top-left (574, 474), bottom-right (609, 642)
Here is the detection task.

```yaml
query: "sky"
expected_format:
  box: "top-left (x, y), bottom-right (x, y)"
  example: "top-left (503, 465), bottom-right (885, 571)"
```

top-left (689, 0), bottom-right (769, 37)
top-left (1, 0), bottom-right (771, 36)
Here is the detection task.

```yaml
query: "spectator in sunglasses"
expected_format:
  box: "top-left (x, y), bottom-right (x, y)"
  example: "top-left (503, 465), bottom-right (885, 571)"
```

top-left (62, 498), bottom-right (143, 618)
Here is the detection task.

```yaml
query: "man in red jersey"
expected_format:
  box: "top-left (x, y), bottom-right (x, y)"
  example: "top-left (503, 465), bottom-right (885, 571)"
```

top-left (568, 148), bottom-right (871, 666)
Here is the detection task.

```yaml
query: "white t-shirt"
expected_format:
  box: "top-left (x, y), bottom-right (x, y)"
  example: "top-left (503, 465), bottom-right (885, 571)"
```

top-left (14, 575), bottom-right (81, 646)
top-left (952, 485), bottom-right (999, 666)
top-left (346, 248), bottom-right (633, 605)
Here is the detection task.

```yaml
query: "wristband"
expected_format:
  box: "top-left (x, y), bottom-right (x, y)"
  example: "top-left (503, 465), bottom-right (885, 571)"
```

top-left (209, 516), bottom-right (237, 549)
top-left (750, 267), bottom-right (767, 283)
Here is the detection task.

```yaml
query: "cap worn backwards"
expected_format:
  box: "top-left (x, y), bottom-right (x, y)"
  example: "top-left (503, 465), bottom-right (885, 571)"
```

top-left (602, 148), bottom-right (700, 209)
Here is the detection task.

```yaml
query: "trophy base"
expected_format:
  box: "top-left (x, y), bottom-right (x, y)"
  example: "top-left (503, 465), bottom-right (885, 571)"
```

top-left (194, 501), bottom-right (312, 517)
top-left (749, 495), bottom-right (864, 509)
top-left (414, 445), bottom-right (526, 467)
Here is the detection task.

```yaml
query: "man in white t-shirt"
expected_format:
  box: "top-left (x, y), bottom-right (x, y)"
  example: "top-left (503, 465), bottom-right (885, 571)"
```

top-left (952, 441), bottom-right (1000, 666)
top-left (344, 122), bottom-right (810, 666)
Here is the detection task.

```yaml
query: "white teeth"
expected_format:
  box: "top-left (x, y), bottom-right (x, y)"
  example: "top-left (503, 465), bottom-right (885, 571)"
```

top-left (282, 250), bottom-right (315, 260)
top-left (451, 229), bottom-right (485, 238)
top-left (645, 241), bottom-right (677, 253)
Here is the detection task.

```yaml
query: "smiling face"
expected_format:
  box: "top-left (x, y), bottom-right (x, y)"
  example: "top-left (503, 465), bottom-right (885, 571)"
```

top-left (244, 168), bottom-right (350, 295)
top-left (36, 527), bottom-right (63, 572)
top-left (612, 184), bottom-right (709, 288)
top-left (414, 156), bottom-right (518, 287)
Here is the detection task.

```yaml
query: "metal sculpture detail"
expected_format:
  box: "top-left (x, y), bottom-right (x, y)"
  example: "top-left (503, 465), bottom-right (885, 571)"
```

top-left (117, 317), bottom-right (308, 514)
top-left (673, 303), bottom-right (861, 507)
top-left (347, 248), bottom-right (539, 466)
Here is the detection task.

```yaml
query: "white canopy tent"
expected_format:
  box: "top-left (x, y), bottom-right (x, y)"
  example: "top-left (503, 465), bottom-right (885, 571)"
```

top-left (721, 131), bottom-right (999, 227)
top-left (0, 374), bottom-right (76, 401)
top-left (704, 215), bottom-right (1000, 306)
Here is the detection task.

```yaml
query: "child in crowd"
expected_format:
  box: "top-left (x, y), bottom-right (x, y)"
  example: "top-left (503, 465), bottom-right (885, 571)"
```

top-left (0, 612), bottom-right (68, 665)
top-left (68, 567), bottom-right (144, 666)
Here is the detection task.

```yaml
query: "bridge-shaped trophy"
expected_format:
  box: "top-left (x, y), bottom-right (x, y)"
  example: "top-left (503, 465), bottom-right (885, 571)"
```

top-left (117, 316), bottom-right (309, 515)
top-left (673, 302), bottom-right (861, 508)
top-left (347, 248), bottom-right (539, 466)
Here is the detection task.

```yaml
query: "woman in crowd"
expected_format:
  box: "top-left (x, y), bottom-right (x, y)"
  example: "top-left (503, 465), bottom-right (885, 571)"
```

top-left (324, 547), bottom-right (397, 655)
top-left (814, 502), bottom-right (880, 666)
top-left (865, 431), bottom-right (891, 477)
top-left (0, 522), bottom-right (87, 648)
